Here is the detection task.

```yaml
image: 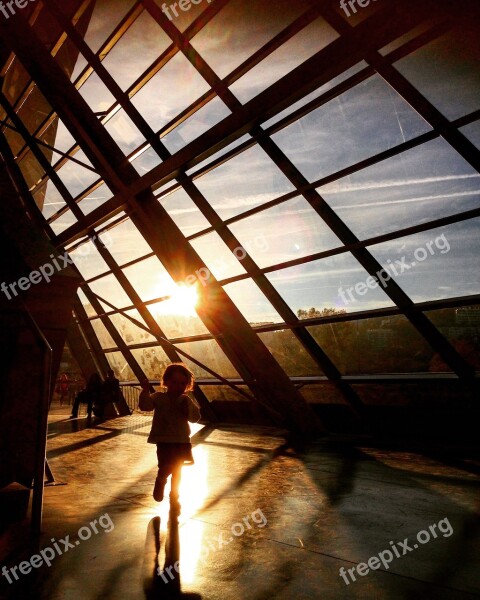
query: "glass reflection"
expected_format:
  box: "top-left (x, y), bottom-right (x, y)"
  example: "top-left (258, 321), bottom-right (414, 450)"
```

top-left (229, 197), bottom-right (341, 268)
top-left (308, 316), bottom-right (439, 375)
top-left (395, 27), bottom-right (480, 122)
top-left (368, 219), bottom-right (480, 303)
top-left (194, 145), bottom-right (295, 220)
top-left (272, 74), bottom-right (431, 182)
top-left (319, 138), bottom-right (480, 240)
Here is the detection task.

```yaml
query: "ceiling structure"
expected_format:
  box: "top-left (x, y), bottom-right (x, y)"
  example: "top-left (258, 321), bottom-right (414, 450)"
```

top-left (0, 0), bottom-right (479, 430)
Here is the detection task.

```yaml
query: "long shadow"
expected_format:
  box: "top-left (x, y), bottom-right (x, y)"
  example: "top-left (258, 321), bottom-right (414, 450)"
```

top-left (46, 419), bottom-right (154, 459)
top-left (143, 511), bottom-right (202, 599)
top-left (243, 438), bottom-right (480, 599)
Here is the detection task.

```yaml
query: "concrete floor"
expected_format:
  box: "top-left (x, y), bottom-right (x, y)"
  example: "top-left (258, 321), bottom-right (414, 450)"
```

top-left (1, 404), bottom-right (480, 600)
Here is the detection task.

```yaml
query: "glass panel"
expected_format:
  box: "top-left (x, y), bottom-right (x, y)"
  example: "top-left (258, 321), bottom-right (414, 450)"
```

top-left (37, 181), bottom-right (66, 219)
top-left (122, 256), bottom-right (176, 302)
top-left (56, 159), bottom-right (99, 198)
top-left (194, 145), bottom-right (295, 220)
top-left (267, 253), bottom-right (394, 314)
top-left (272, 74), bottom-right (431, 182)
top-left (460, 121), bottom-right (480, 150)
top-left (262, 61), bottom-right (369, 130)
top-left (175, 339), bottom-right (239, 379)
top-left (424, 306), bottom-right (480, 372)
top-left (16, 86), bottom-right (51, 135)
top-left (190, 232), bottom-right (246, 280)
top-left (102, 10), bottom-right (171, 91)
top-left (229, 197), bottom-right (341, 268)
top-left (199, 386), bottom-right (250, 403)
top-left (223, 279), bottom-right (283, 325)
top-left (395, 27), bottom-right (480, 122)
top-left (257, 330), bottom-right (323, 376)
top-left (299, 384), bottom-right (346, 405)
top-left (49, 210), bottom-right (77, 236)
top-left (103, 109), bottom-right (144, 155)
top-left (87, 274), bottom-right (133, 309)
top-left (71, 54), bottom-right (88, 82)
top-left (81, 0), bottom-right (136, 54)
top-left (77, 288), bottom-right (96, 317)
top-left (162, 96), bottom-right (231, 153)
top-left (368, 219), bottom-right (480, 303)
top-left (79, 182), bottom-right (114, 215)
top-left (51, 118), bottom-right (75, 153)
top-left (2, 57), bottom-right (30, 107)
top-left (187, 133), bottom-right (253, 176)
top-left (131, 346), bottom-right (172, 380)
top-left (109, 310), bottom-right (157, 345)
top-left (106, 351), bottom-right (136, 381)
top-left (230, 17), bottom-right (339, 104)
top-left (78, 71), bottom-right (116, 114)
top-left (91, 318), bottom-right (117, 350)
top-left (131, 146), bottom-right (162, 175)
top-left (4, 123), bottom-right (26, 157)
top-left (160, 187), bottom-right (211, 236)
top-left (17, 152), bottom-right (45, 189)
top-left (68, 240), bottom-right (110, 280)
top-left (100, 218), bottom-right (152, 266)
top-left (379, 23), bottom-right (434, 57)
top-left (190, 0), bottom-right (318, 79)
top-left (131, 52), bottom-right (210, 132)
top-left (308, 315), bottom-right (440, 375)
top-left (319, 138), bottom-right (480, 240)
top-left (147, 299), bottom-right (209, 338)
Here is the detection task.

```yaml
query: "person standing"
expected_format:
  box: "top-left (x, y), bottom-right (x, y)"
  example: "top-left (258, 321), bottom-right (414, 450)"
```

top-left (70, 373), bottom-right (102, 419)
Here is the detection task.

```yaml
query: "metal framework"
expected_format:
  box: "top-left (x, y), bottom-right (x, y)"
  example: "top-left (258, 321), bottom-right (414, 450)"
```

top-left (0, 0), bottom-right (478, 432)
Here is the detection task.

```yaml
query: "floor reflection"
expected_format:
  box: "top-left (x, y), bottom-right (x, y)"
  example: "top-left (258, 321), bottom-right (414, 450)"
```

top-left (143, 438), bottom-right (208, 599)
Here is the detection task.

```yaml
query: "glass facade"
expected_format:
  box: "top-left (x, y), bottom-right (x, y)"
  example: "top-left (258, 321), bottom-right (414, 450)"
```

top-left (1, 0), bottom-right (478, 412)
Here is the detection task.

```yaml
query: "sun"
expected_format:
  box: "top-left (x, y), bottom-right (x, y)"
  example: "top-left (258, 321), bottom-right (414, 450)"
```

top-left (155, 284), bottom-right (199, 316)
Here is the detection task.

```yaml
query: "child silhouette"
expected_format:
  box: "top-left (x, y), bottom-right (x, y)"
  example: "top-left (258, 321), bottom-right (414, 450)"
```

top-left (139, 363), bottom-right (201, 510)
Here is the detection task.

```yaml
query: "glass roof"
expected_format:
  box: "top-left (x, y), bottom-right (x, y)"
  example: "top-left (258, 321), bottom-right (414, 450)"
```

top-left (0, 0), bottom-right (478, 410)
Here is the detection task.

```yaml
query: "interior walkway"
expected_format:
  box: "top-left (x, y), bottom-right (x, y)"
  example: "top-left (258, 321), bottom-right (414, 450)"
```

top-left (1, 404), bottom-right (480, 600)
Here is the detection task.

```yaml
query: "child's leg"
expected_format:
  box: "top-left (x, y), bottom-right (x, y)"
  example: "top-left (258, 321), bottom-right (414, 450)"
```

top-left (154, 444), bottom-right (173, 502)
top-left (170, 464), bottom-right (182, 501)
top-left (153, 470), bottom-right (168, 502)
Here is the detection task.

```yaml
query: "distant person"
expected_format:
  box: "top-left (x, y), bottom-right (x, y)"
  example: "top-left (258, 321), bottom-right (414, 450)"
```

top-left (139, 364), bottom-right (201, 510)
top-left (100, 369), bottom-right (120, 414)
top-left (56, 373), bottom-right (69, 406)
top-left (70, 373), bottom-right (102, 419)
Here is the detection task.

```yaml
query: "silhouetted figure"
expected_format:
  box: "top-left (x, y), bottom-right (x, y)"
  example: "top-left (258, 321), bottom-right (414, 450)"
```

top-left (56, 373), bottom-right (70, 406)
top-left (70, 373), bottom-right (102, 418)
top-left (96, 368), bottom-right (120, 418)
top-left (139, 363), bottom-right (201, 511)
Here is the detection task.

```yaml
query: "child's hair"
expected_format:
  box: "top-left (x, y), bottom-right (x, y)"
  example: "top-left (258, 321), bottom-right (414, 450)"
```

top-left (162, 363), bottom-right (194, 391)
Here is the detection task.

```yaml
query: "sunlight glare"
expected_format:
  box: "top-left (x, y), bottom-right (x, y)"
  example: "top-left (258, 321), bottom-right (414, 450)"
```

top-left (153, 283), bottom-right (199, 316)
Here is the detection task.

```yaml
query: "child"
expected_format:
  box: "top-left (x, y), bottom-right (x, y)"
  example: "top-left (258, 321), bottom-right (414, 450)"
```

top-left (139, 363), bottom-right (201, 509)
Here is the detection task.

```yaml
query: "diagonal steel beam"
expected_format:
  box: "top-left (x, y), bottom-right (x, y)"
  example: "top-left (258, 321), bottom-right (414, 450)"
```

top-left (0, 10), bottom-right (325, 435)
